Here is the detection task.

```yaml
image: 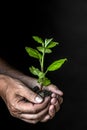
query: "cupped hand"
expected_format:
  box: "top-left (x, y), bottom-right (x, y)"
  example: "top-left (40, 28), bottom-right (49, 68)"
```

top-left (17, 75), bottom-right (64, 122)
top-left (40, 84), bottom-right (63, 122)
top-left (0, 75), bottom-right (51, 124)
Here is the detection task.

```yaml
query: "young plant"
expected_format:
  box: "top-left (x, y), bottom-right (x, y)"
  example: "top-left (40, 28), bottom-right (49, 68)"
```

top-left (25, 36), bottom-right (67, 90)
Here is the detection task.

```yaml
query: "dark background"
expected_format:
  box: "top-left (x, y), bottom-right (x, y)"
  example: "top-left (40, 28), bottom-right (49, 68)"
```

top-left (0, 0), bottom-right (87, 129)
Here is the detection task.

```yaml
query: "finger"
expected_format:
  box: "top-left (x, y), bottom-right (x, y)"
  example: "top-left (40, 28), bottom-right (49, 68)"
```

top-left (49, 105), bottom-right (55, 118)
top-left (51, 94), bottom-right (63, 105)
top-left (44, 84), bottom-right (63, 96)
top-left (40, 115), bottom-right (51, 122)
top-left (50, 97), bottom-right (61, 112)
top-left (15, 96), bottom-right (50, 113)
top-left (54, 101), bottom-right (60, 112)
top-left (17, 86), bottom-right (43, 103)
top-left (51, 97), bottom-right (57, 104)
top-left (51, 93), bottom-right (57, 98)
top-left (20, 105), bottom-right (49, 120)
top-left (21, 118), bottom-right (39, 124)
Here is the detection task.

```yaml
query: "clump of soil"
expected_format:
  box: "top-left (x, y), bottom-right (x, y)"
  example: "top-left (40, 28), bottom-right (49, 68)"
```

top-left (32, 86), bottom-right (52, 98)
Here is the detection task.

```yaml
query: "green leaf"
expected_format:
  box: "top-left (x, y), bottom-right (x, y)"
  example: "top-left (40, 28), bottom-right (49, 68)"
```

top-left (45, 48), bottom-right (52, 53)
top-left (37, 47), bottom-right (44, 53)
top-left (47, 58), bottom-right (67, 71)
top-left (47, 41), bottom-right (59, 48)
top-left (29, 66), bottom-right (43, 77)
top-left (25, 47), bottom-right (41, 59)
top-left (37, 46), bottom-right (52, 53)
top-left (45, 38), bottom-right (53, 47)
top-left (43, 77), bottom-right (51, 86)
top-left (38, 77), bottom-right (51, 86)
top-left (38, 72), bottom-right (45, 78)
top-left (32, 36), bottom-right (43, 44)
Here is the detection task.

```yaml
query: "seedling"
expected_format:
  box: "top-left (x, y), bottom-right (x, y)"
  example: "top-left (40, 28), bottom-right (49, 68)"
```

top-left (25, 36), bottom-right (67, 91)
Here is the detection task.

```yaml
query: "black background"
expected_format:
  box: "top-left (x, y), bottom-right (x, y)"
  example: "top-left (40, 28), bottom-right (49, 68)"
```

top-left (0, 0), bottom-right (87, 129)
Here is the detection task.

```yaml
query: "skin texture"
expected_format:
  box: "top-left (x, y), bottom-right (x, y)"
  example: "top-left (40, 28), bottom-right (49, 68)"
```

top-left (0, 59), bottom-right (63, 124)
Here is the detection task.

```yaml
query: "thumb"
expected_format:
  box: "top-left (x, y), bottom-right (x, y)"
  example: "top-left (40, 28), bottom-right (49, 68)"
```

top-left (20, 87), bottom-right (43, 103)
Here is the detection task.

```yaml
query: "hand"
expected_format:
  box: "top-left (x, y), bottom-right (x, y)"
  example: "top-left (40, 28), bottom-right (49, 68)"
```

top-left (18, 75), bottom-right (63, 122)
top-left (0, 59), bottom-right (63, 123)
top-left (0, 75), bottom-right (51, 124)
top-left (39, 84), bottom-right (63, 122)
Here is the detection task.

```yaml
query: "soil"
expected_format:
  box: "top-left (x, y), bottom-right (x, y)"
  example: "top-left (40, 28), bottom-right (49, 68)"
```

top-left (32, 86), bottom-right (52, 98)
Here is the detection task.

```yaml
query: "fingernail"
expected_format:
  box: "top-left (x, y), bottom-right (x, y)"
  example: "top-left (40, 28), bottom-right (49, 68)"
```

top-left (35, 96), bottom-right (43, 103)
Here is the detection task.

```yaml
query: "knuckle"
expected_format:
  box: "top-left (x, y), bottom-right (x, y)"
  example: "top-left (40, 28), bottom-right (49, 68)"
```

top-left (32, 120), bottom-right (38, 124)
top-left (8, 103), bottom-right (20, 117)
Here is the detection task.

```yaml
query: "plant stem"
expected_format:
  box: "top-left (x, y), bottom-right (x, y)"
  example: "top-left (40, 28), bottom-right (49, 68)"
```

top-left (40, 43), bottom-right (45, 89)
top-left (41, 43), bottom-right (45, 72)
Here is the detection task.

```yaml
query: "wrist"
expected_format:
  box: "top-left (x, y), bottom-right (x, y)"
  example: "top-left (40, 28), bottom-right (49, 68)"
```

top-left (0, 74), bottom-right (9, 97)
